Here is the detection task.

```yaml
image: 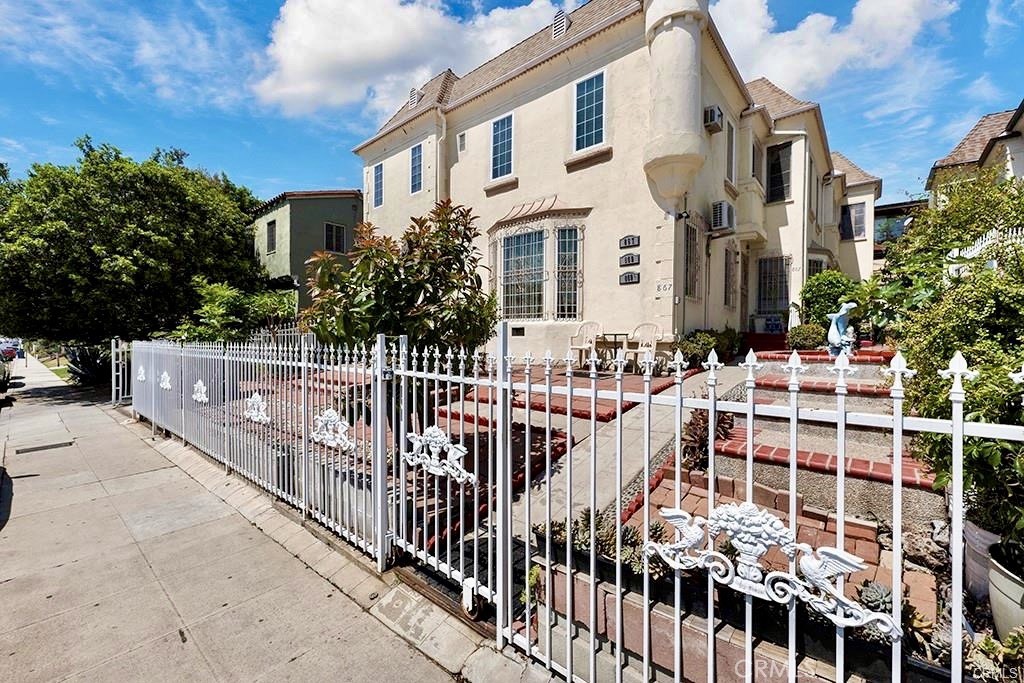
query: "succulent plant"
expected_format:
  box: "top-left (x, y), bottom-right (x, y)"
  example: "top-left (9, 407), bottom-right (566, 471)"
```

top-left (857, 580), bottom-right (893, 613)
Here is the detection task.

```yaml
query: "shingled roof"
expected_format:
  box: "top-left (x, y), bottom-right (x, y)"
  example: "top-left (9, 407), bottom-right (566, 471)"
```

top-left (933, 109), bottom-right (1015, 170)
top-left (745, 77), bottom-right (814, 120)
top-left (376, 69), bottom-right (459, 139)
top-left (831, 152), bottom-right (879, 188)
top-left (445, 0), bottom-right (639, 105)
top-left (357, 0), bottom-right (642, 151)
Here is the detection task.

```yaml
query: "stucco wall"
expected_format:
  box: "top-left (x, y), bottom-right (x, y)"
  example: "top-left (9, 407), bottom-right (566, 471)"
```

top-left (837, 185), bottom-right (877, 282)
top-left (253, 203), bottom-right (292, 282)
top-left (362, 116), bottom-right (442, 235)
top-left (355, 9), bottom-right (867, 351)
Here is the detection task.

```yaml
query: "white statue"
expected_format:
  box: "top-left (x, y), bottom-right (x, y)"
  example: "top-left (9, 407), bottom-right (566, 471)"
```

top-left (826, 302), bottom-right (858, 357)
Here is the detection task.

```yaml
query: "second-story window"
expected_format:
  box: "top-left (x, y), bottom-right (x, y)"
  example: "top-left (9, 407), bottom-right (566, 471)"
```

top-left (575, 72), bottom-right (605, 151)
top-left (324, 222), bottom-right (345, 252)
top-left (840, 202), bottom-right (866, 240)
top-left (373, 163), bottom-right (383, 208)
top-left (266, 220), bottom-right (276, 254)
top-left (766, 142), bottom-right (792, 202)
top-left (491, 114), bottom-right (513, 180)
top-left (726, 121), bottom-right (736, 184)
top-left (410, 144), bottom-right (422, 194)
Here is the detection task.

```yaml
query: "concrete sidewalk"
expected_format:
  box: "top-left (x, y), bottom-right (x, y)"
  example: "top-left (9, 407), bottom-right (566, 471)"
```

top-left (0, 356), bottom-right (460, 682)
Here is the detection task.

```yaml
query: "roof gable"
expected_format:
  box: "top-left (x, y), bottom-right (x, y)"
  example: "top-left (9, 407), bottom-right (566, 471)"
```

top-left (831, 152), bottom-right (879, 187)
top-left (376, 69), bottom-right (458, 137)
top-left (744, 77), bottom-right (813, 120)
top-left (933, 109), bottom-right (1015, 170)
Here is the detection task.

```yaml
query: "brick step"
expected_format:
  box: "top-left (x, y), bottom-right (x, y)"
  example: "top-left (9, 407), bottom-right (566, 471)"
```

top-left (754, 373), bottom-right (891, 397)
top-left (756, 349), bottom-right (895, 364)
top-left (714, 437), bottom-right (934, 489)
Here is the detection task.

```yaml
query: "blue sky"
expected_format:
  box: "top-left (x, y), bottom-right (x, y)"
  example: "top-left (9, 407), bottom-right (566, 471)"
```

top-left (0, 0), bottom-right (1021, 203)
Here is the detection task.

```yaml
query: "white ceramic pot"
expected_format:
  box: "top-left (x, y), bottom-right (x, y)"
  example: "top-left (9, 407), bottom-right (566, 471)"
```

top-left (965, 519), bottom-right (1000, 601)
top-left (989, 548), bottom-right (1024, 640)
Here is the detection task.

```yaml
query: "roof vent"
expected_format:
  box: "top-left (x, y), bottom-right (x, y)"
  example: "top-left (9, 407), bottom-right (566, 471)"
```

top-left (552, 10), bottom-right (571, 39)
top-left (408, 89), bottom-right (422, 109)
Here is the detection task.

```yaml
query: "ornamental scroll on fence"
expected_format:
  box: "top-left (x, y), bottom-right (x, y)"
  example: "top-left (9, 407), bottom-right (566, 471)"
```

top-left (311, 408), bottom-right (355, 453)
top-left (645, 502), bottom-right (902, 638)
top-left (402, 426), bottom-right (476, 485)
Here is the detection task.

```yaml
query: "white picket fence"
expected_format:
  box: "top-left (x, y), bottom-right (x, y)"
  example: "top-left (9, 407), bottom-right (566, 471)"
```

top-left (948, 226), bottom-right (1024, 277)
top-left (118, 324), bottom-right (1024, 682)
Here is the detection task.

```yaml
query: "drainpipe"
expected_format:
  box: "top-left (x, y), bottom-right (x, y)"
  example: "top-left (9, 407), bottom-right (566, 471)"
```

top-left (772, 129), bottom-right (809, 321)
top-left (434, 107), bottom-right (447, 202)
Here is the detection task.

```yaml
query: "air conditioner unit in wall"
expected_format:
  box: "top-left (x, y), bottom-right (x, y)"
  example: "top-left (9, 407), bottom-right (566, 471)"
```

top-left (703, 105), bottom-right (723, 134)
top-left (711, 200), bottom-right (736, 231)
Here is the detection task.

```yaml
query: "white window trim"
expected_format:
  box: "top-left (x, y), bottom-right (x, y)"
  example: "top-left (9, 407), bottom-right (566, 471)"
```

top-left (373, 163), bottom-right (384, 208)
top-left (489, 112), bottom-right (515, 182)
top-left (572, 68), bottom-right (607, 154)
top-left (410, 143), bottom-right (423, 195)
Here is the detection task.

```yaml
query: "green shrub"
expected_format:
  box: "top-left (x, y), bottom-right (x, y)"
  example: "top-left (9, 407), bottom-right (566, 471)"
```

top-left (672, 328), bottom-right (742, 368)
top-left (713, 326), bottom-right (742, 361)
top-left (786, 323), bottom-right (826, 350)
top-left (801, 270), bottom-right (857, 328)
top-left (904, 260), bottom-right (1024, 545)
top-left (674, 331), bottom-right (718, 368)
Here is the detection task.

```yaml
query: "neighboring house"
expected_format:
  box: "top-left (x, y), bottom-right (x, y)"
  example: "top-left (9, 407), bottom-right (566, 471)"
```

top-left (927, 98), bottom-right (1024, 194)
top-left (251, 190), bottom-right (363, 307)
top-left (354, 0), bottom-right (880, 351)
top-left (873, 199), bottom-right (927, 269)
top-left (830, 152), bottom-right (882, 282)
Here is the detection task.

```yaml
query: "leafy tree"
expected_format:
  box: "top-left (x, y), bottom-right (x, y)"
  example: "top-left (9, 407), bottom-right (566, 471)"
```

top-left (800, 270), bottom-right (857, 328)
top-left (171, 277), bottom-right (295, 342)
top-left (302, 200), bottom-right (498, 350)
top-left (877, 167), bottom-right (1024, 336)
top-left (878, 171), bottom-right (1024, 552)
top-left (0, 161), bottom-right (21, 217)
top-left (0, 138), bottom-right (264, 344)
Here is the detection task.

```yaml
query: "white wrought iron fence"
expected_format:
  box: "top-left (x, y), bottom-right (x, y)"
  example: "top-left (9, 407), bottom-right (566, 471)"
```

top-left (117, 324), bottom-right (1024, 683)
top-left (111, 338), bottom-right (132, 406)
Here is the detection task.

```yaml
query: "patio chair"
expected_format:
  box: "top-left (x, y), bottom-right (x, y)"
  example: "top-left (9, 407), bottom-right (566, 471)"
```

top-left (621, 323), bottom-right (665, 372)
top-left (569, 321), bottom-right (602, 368)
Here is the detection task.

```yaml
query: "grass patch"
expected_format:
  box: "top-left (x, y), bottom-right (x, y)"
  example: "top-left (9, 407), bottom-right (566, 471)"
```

top-left (50, 366), bottom-right (70, 381)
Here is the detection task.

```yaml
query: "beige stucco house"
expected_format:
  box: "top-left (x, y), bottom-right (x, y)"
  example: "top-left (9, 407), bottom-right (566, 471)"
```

top-left (354, 0), bottom-right (878, 353)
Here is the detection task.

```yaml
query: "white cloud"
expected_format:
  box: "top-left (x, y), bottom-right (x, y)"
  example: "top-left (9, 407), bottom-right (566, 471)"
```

top-left (255, 0), bottom-right (578, 120)
top-left (0, 0), bottom-right (257, 110)
top-left (709, 0), bottom-right (958, 96)
top-left (962, 73), bottom-right (1007, 105)
top-left (985, 0), bottom-right (1024, 52)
